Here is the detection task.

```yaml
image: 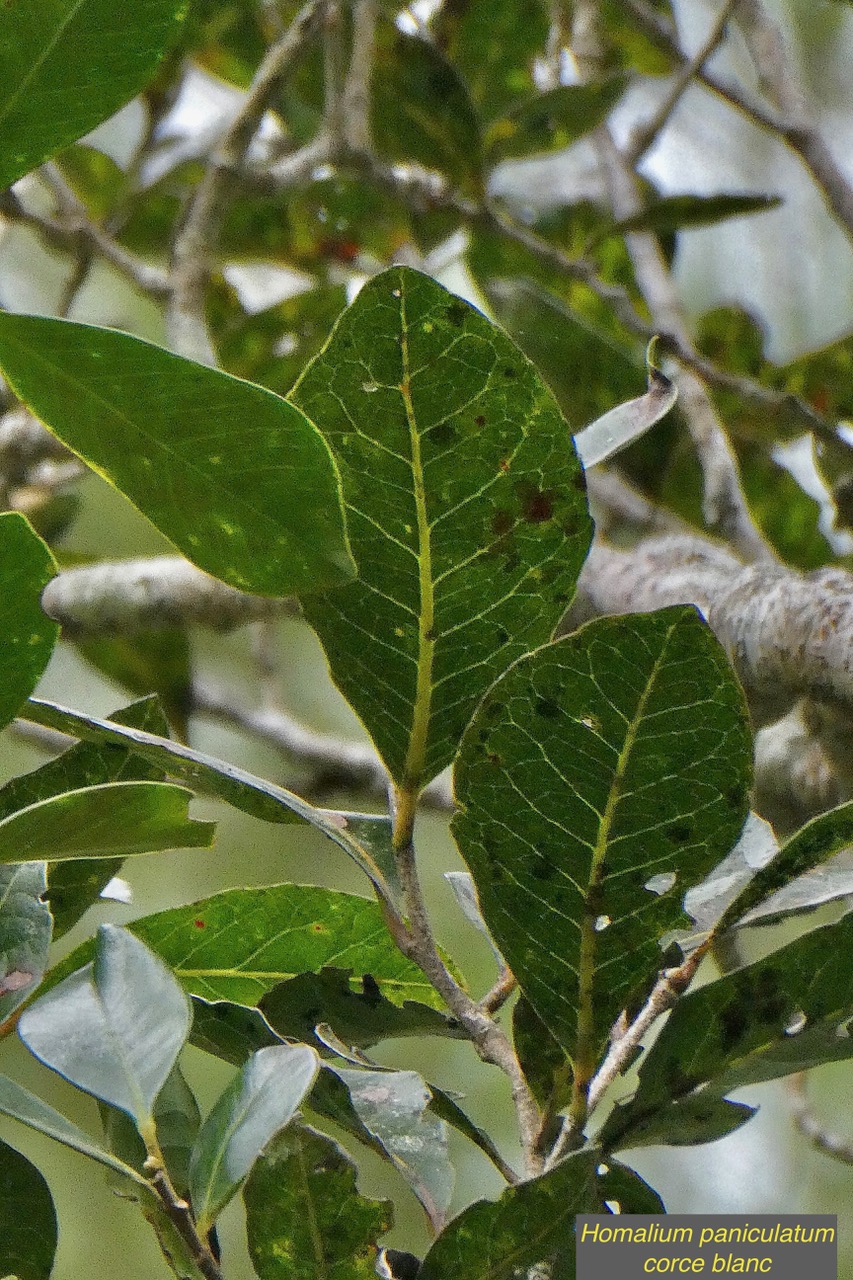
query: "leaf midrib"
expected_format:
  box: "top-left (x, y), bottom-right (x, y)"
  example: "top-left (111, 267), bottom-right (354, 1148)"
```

top-left (399, 285), bottom-right (436, 793)
top-left (574, 624), bottom-right (676, 1081)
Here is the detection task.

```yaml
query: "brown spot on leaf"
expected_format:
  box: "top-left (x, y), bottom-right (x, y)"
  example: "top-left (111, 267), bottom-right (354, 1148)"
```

top-left (492, 509), bottom-right (513, 537)
top-left (475, 414), bottom-right (486, 427)
top-left (194, 919), bottom-right (206, 929)
top-left (517, 482), bottom-right (555, 523)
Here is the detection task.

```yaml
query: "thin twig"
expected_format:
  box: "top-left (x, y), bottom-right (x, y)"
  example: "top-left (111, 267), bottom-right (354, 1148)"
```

top-left (191, 681), bottom-right (457, 807)
top-left (145, 1164), bottom-right (224, 1280)
top-left (788, 1072), bottom-right (853, 1166)
top-left (546, 945), bottom-right (707, 1169)
top-left (479, 968), bottom-right (517, 1016)
top-left (595, 127), bottom-right (775, 562)
top-left (622, 0), bottom-right (853, 249)
top-left (0, 184), bottom-right (169, 299)
top-left (392, 825), bottom-right (544, 1177)
top-left (626, 0), bottom-right (741, 164)
top-left (337, 0), bottom-right (377, 154)
top-left (168, 0), bottom-right (329, 361)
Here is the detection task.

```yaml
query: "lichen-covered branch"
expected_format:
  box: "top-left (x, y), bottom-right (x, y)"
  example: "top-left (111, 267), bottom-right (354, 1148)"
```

top-left (42, 557), bottom-right (295, 636)
top-left (579, 534), bottom-right (853, 728)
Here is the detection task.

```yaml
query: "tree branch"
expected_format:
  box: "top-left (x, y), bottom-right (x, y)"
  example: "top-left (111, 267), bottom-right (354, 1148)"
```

top-left (167, 0), bottom-right (329, 361)
top-left (626, 0), bottom-right (741, 165)
top-left (623, 0), bottom-right (853, 249)
top-left (391, 822), bottom-right (544, 1178)
top-left (42, 557), bottom-right (295, 637)
top-left (594, 127), bottom-right (774, 561)
top-left (0, 180), bottom-right (169, 300)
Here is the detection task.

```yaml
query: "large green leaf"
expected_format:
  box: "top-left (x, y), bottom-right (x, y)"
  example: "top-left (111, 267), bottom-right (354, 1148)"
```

top-left (0, 1140), bottom-right (57, 1280)
top-left (0, 1073), bottom-right (146, 1183)
top-left (19, 925), bottom-right (191, 1127)
top-left (0, 314), bottom-right (355, 596)
top-left (244, 1123), bottom-right (392, 1280)
top-left (0, 862), bottom-right (51, 1023)
top-left (418, 1150), bottom-right (658, 1280)
top-left (24, 698), bottom-right (400, 902)
top-left (0, 0), bottom-right (187, 190)
top-left (485, 79), bottom-right (627, 164)
top-left (100, 883), bottom-right (448, 1009)
top-left (0, 780), bottom-right (214, 863)
top-left (453, 608), bottom-right (753, 1074)
top-left (0, 513), bottom-right (58, 730)
top-left (188, 1043), bottom-right (319, 1235)
top-left (600, 910), bottom-right (853, 1153)
top-left (260, 966), bottom-right (462, 1048)
top-left (291, 266), bottom-right (592, 790)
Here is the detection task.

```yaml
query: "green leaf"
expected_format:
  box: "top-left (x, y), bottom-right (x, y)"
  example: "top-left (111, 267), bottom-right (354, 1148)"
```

top-left (0, 1072), bottom-right (147, 1184)
top-left (260, 966), bottom-right (462, 1048)
top-left (601, 1094), bottom-right (757, 1151)
top-left (372, 22), bottom-right (482, 191)
top-left (0, 780), bottom-right (214, 863)
top-left (4, 696), bottom-right (170, 939)
top-left (0, 0), bottom-right (188, 190)
top-left (0, 862), bottom-right (51, 1023)
top-left (605, 193), bottom-right (782, 241)
top-left (0, 1139), bottom-right (57, 1280)
top-left (512, 995), bottom-right (571, 1113)
top-left (716, 801), bottom-right (853, 934)
top-left (0, 512), bottom-right (58, 730)
top-left (188, 1043), bottom-right (319, 1235)
top-left (0, 314), bottom-right (355, 596)
top-left (291, 265), bottom-right (592, 790)
top-left (244, 1123), bottom-right (393, 1280)
top-left (471, 275), bottom-right (644, 433)
top-left (24, 699), bottom-right (400, 903)
top-left (211, 279), bottom-right (348, 398)
top-left (107, 883), bottom-right (442, 1009)
top-left (190, 998), bottom-right (283, 1065)
top-left (453, 608), bottom-right (753, 1070)
top-left (417, 1149), bottom-right (640, 1280)
top-left (599, 0), bottom-right (676, 75)
top-left (19, 924), bottom-right (191, 1126)
top-left (600, 911), bottom-right (853, 1153)
top-left (319, 1065), bottom-right (453, 1230)
top-left (485, 78), bottom-right (627, 164)
top-left (430, 0), bottom-right (550, 118)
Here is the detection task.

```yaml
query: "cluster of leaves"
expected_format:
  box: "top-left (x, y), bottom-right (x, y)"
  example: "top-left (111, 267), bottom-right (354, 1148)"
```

top-left (4, 2), bottom-right (853, 1280)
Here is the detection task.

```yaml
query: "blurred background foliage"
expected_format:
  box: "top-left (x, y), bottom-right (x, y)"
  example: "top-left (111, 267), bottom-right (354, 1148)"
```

top-left (4, 0), bottom-right (853, 1275)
